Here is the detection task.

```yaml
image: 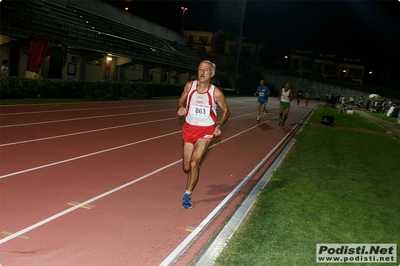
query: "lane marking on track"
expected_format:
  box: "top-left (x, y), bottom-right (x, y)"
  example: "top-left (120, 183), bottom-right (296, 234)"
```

top-left (176, 226), bottom-right (194, 232)
top-left (0, 105), bottom-right (253, 128)
top-left (0, 109), bottom-right (177, 128)
top-left (0, 160), bottom-right (182, 245)
top-left (160, 123), bottom-right (301, 266)
top-left (209, 121), bottom-right (270, 148)
top-left (0, 103), bottom-right (175, 116)
top-left (0, 131), bottom-right (181, 179)
top-left (0, 117), bottom-right (179, 147)
top-left (0, 107), bottom-right (264, 147)
top-left (67, 201), bottom-right (95, 209)
top-left (0, 113), bottom-right (270, 178)
top-left (194, 107), bottom-right (316, 266)
top-left (0, 120), bottom-right (267, 244)
top-left (0, 231), bottom-right (30, 240)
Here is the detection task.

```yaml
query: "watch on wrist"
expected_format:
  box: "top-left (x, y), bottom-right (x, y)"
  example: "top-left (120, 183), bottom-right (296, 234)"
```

top-left (217, 123), bottom-right (223, 130)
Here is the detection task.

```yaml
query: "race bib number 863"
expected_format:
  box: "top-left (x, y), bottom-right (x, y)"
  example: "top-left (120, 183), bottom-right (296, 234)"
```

top-left (190, 104), bottom-right (210, 118)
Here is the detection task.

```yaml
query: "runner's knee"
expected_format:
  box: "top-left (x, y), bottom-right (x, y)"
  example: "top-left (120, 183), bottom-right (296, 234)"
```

top-left (183, 161), bottom-right (190, 172)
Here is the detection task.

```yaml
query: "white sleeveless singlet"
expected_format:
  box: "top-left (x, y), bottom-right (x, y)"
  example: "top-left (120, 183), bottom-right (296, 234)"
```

top-left (280, 88), bottom-right (291, 102)
top-left (186, 81), bottom-right (217, 126)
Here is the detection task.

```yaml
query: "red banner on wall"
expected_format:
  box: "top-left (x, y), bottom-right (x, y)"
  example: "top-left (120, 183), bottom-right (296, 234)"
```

top-left (26, 37), bottom-right (67, 75)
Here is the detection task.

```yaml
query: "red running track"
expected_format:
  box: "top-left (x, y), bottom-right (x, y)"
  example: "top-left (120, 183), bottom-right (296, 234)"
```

top-left (0, 97), bottom-right (316, 265)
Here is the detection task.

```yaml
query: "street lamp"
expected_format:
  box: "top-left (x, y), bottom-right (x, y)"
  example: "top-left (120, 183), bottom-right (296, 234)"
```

top-left (284, 55), bottom-right (289, 72)
top-left (181, 7), bottom-right (188, 32)
top-left (367, 71), bottom-right (373, 87)
top-left (232, 0), bottom-right (246, 90)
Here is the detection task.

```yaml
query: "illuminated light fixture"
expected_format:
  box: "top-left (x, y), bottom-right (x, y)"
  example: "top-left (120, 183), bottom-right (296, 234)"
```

top-left (106, 57), bottom-right (112, 61)
top-left (125, 7), bottom-right (129, 11)
top-left (181, 6), bottom-right (188, 31)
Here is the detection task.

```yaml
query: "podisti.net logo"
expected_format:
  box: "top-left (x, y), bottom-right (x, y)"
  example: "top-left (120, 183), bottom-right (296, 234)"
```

top-left (316, 244), bottom-right (397, 263)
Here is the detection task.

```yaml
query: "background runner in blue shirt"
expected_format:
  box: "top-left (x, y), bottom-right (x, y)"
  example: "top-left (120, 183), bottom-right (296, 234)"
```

top-left (254, 79), bottom-right (270, 122)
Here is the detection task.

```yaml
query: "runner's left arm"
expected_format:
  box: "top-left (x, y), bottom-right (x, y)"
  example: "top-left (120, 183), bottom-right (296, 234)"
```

top-left (214, 87), bottom-right (230, 136)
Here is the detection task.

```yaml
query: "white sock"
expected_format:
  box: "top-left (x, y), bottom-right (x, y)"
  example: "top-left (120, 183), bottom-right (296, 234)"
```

top-left (185, 190), bottom-right (192, 195)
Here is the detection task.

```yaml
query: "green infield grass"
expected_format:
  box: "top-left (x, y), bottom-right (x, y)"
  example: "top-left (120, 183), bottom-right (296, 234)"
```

top-left (215, 106), bottom-right (399, 266)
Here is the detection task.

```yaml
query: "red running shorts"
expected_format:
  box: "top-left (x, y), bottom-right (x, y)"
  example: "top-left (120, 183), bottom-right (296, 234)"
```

top-left (182, 123), bottom-right (214, 145)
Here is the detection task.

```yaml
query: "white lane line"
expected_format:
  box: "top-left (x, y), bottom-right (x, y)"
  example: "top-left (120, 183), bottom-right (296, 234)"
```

top-left (209, 122), bottom-right (266, 148)
top-left (0, 159), bottom-right (182, 245)
top-left (160, 123), bottom-right (298, 266)
top-left (0, 108), bottom-right (258, 147)
top-left (1, 112), bottom-right (273, 177)
top-left (0, 112), bottom-right (272, 178)
top-left (0, 117), bottom-right (178, 147)
top-left (0, 105), bottom-right (255, 128)
top-left (193, 109), bottom-right (315, 266)
top-left (0, 108), bottom-right (176, 128)
top-left (0, 121), bottom-right (266, 244)
top-left (0, 131), bottom-right (181, 179)
top-left (0, 103), bottom-right (174, 116)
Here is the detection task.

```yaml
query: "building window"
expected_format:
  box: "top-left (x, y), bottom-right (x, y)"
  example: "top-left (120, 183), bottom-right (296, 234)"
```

top-left (67, 63), bottom-right (76, 75)
top-left (198, 36), bottom-right (209, 43)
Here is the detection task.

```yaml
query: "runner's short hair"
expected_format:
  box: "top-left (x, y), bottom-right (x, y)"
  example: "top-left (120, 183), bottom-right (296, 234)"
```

top-left (203, 60), bottom-right (216, 73)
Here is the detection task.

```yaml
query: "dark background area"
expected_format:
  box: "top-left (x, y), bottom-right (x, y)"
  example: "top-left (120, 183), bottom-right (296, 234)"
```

top-left (104, 0), bottom-right (400, 86)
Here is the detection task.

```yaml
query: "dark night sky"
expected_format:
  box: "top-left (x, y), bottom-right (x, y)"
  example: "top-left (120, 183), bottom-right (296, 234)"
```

top-left (104, 0), bottom-right (400, 84)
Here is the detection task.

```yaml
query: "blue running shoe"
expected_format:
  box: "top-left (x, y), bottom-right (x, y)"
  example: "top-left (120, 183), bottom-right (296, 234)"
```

top-left (182, 193), bottom-right (193, 209)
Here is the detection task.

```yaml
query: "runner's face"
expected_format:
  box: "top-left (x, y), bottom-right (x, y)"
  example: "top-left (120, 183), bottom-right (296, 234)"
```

top-left (198, 62), bottom-right (214, 81)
